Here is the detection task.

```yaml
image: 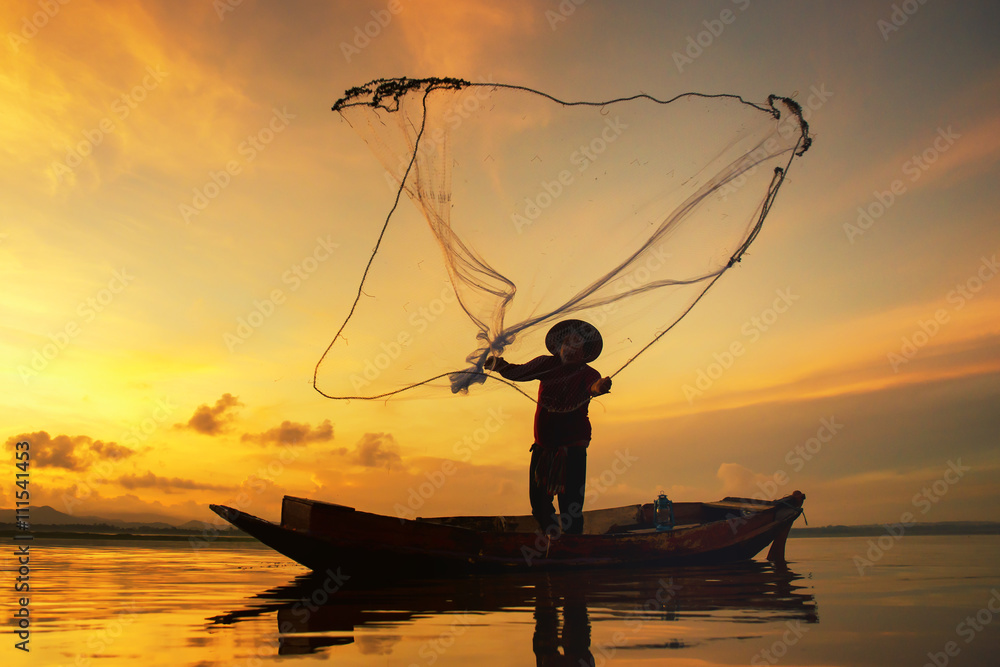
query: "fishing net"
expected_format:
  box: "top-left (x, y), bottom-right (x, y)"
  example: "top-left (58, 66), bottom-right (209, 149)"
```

top-left (315, 77), bottom-right (810, 408)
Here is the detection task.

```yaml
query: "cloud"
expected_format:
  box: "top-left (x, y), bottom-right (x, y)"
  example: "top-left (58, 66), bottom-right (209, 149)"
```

top-left (241, 419), bottom-right (334, 446)
top-left (89, 440), bottom-right (135, 460)
top-left (176, 393), bottom-right (243, 435)
top-left (117, 472), bottom-right (235, 493)
top-left (350, 433), bottom-right (402, 468)
top-left (4, 431), bottom-right (134, 470)
top-left (716, 462), bottom-right (770, 497)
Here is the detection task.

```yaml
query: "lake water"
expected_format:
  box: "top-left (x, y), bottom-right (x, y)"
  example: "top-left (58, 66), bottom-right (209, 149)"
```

top-left (4, 535), bottom-right (999, 666)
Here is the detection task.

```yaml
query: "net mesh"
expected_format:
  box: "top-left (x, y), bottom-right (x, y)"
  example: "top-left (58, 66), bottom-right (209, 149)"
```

top-left (315, 77), bottom-right (810, 408)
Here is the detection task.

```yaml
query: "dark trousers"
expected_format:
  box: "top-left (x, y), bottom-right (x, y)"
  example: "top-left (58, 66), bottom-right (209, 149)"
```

top-left (529, 445), bottom-right (587, 535)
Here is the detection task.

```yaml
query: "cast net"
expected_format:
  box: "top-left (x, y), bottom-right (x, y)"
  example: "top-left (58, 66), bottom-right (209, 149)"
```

top-left (315, 77), bottom-right (810, 408)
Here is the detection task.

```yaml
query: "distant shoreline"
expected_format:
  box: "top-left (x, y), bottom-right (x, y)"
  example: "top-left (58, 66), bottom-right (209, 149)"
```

top-left (3, 522), bottom-right (998, 541)
top-left (790, 523), bottom-right (1000, 538)
top-left (0, 530), bottom-right (256, 542)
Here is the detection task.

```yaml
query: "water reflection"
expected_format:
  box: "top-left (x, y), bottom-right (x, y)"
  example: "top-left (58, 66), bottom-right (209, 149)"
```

top-left (208, 560), bottom-right (817, 661)
top-left (534, 578), bottom-right (594, 666)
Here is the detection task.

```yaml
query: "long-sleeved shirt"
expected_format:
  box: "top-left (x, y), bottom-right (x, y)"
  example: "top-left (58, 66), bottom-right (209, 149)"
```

top-left (497, 355), bottom-right (602, 448)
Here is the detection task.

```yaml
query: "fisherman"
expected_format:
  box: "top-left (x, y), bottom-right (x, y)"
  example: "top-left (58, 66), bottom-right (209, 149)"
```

top-left (485, 320), bottom-right (612, 535)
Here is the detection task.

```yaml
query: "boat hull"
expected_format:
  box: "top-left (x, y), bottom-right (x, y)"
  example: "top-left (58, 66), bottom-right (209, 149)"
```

top-left (210, 492), bottom-right (805, 577)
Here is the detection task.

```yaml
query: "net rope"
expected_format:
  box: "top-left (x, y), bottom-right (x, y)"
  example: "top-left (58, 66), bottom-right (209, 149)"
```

top-left (314, 77), bottom-right (811, 406)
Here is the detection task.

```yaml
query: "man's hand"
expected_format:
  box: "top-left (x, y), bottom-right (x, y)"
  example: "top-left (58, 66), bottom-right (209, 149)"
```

top-left (592, 376), bottom-right (612, 395)
top-left (484, 356), bottom-right (507, 372)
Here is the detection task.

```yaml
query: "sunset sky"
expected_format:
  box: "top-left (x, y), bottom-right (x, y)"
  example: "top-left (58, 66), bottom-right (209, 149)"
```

top-left (3, 0), bottom-right (999, 529)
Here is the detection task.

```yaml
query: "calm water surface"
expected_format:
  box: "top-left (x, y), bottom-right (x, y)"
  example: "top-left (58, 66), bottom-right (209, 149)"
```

top-left (4, 536), bottom-right (999, 666)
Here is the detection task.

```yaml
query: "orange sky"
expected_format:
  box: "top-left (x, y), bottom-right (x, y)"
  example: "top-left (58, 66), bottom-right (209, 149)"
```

top-left (2, 0), bottom-right (999, 528)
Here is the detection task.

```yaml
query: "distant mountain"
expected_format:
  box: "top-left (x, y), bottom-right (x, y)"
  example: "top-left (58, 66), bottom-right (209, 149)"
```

top-left (93, 510), bottom-right (192, 527)
top-left (0, 505), bottom-right (247, 538)
top-left (0, 505), bottom-right (203, 529)
top-left (177, 519), bottom-right (226, 530)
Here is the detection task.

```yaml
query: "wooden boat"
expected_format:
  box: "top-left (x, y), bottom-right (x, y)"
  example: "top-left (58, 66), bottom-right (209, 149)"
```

top-left (209, 490), bottom-right (805, 577)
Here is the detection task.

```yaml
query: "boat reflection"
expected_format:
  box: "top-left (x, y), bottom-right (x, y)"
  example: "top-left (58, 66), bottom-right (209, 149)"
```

top-left (208, 560), bottom-right (818, 661)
